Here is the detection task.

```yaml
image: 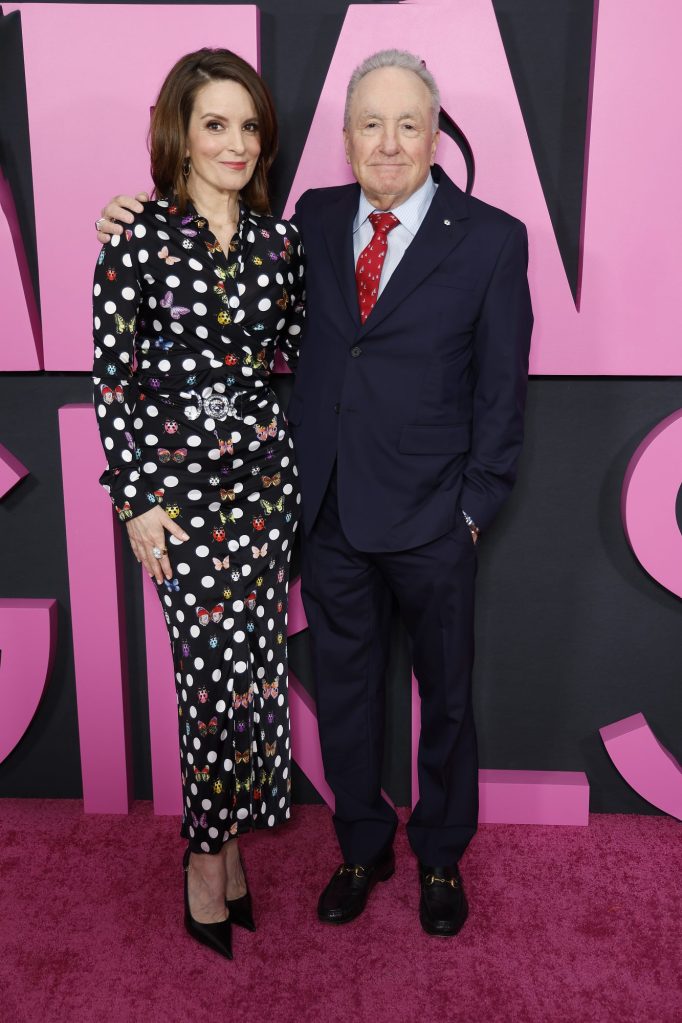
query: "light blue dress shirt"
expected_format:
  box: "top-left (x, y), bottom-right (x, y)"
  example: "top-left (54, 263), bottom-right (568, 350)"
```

top-left (352, 173), bottom-right (438, 296)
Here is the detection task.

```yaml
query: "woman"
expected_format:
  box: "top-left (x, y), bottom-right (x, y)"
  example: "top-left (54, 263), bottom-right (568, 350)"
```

top-left (92, 48), bottom-right (304, 959)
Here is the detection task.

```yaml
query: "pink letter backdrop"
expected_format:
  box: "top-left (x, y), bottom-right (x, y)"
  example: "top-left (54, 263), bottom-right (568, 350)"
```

top-left (1, 1), bottom-right (681, 824)
top-left (3, 3), bottom-right (259, 370)
top-left (286, 0), bottom-right (682, 375)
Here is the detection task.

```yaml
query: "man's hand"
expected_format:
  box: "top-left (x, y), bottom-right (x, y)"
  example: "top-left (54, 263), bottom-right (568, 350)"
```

top-left (125, 504), bottom-right (189, 584)
top-left (96, 192), bottom-right (149, 244)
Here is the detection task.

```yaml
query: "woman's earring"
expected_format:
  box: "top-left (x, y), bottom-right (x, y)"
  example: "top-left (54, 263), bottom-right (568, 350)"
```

top-left (182, 157), bottom-right (191, 178)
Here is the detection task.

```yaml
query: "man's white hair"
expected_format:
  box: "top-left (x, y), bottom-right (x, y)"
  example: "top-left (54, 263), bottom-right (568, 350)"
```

top-left (344, 49), bottom-right (441, 132)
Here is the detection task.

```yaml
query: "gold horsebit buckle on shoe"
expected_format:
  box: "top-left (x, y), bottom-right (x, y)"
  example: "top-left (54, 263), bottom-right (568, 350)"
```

top-left (338, 864), bottom-right (368, 880)
top-left (425, 874), bottom-right (459, 889)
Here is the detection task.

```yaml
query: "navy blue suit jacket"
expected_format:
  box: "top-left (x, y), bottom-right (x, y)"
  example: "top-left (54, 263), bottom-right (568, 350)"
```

top-left (288, 165), bottom-right (533, 551)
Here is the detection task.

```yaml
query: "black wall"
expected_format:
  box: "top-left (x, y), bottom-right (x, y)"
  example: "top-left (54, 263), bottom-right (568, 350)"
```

top-left (1, 0), bottom-right (679, 812)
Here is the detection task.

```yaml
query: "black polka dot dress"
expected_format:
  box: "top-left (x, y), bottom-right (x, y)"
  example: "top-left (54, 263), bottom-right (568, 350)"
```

top-left (92, 198), bottom-right (304, 852)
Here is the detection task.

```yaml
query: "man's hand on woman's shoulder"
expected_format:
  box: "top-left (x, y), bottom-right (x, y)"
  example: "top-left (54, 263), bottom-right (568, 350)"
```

top-left (95, 192), bottom-right (150, 244)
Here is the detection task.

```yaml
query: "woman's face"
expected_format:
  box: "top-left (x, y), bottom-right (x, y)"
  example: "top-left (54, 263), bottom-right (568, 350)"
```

top-left (185, 78), bottom-right (261, 198)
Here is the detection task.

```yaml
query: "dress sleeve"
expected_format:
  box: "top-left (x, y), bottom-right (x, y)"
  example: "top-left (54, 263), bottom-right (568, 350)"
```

top-left (92, 230), bottom-right (149, 520)
top-left (276, 221), bottom-right (306, 374)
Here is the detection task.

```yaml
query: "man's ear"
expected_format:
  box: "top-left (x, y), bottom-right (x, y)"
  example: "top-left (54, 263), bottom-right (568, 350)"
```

top-left (430, 129), bottom-right (440, 164)
top-left (343, 127), bottom-right (351, 164)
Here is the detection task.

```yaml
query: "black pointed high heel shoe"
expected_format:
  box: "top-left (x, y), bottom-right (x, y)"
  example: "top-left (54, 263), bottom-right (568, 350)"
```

top-left (183, 847), bottom-right (233, 960)
top-left (226, 890), bottom-right (256, 932)
top-left (225, 860), bottom-right (256, 932)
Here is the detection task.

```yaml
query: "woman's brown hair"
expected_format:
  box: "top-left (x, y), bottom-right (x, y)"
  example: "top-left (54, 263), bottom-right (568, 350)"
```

top-left (149, 48), bottom-right (278, 214)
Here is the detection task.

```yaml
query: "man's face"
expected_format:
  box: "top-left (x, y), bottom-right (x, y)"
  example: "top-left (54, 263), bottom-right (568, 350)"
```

top-left (343, 66), bottom-right (439, 210)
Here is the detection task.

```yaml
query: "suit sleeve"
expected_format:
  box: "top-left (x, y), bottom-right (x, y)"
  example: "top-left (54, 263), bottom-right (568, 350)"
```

top-left (92, 230), bottom-right (150, 521)
top-left (459, 220), bottom-right (533, 532)
top-left (276, 220), bottom-right (306, 374)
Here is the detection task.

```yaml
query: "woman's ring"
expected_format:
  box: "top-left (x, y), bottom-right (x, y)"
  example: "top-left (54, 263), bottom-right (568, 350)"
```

top-left (95, 217), bottom-right (105, 231)
top-left (152, 546), bottom-right (167, 559)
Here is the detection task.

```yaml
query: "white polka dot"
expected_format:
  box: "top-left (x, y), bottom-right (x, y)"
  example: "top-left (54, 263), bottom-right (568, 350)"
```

top-left (193, 302), bottom-right (207, 316)
top-left (134, 224), bottom-right (146, 238)
top-left (138, 249), bottom-right (149, 263)
top-left (193, 280), bottom-right (207, 293)
top-left (195, 545), bottom-right (209, 558)
top-left (201, 575), bottom-right (214, 588)
top-left (182, 358), bottom-right (196, 371)
top-left (258, 298), bottom-right (271, 312)
top-left (163, 475), bottom-right (179, 488)
top-left (189, 258), bottom-right (202, 271)
top-left (194, 657), bottom-right (204, 670)
top-left (121, 286), bottom-right (136, 301)
top-left (104, 300), bottom-right (117, 314)
top-left (166, 275), bottom-right (180, 288)
top-left (176, 563), bottom-right (190, 575)
top-left (158, 358), bottom-right (171, 372)
top-left (122, 253), bottom-right (133, 268)
top-left (257, 274), bottom-right (269, 287)
top-left (188, 489), bottom-right (202, 501)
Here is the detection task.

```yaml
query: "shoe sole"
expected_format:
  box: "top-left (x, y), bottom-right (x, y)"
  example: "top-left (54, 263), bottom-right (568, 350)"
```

top-left (318, 862), bottom-right (396, 925)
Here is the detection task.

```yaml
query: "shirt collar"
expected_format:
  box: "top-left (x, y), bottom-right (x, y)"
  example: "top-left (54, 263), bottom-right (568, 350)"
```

top-left (165, 195), bottom-right (250, 232)
top-left (354, 172), bottom-right (438, 235)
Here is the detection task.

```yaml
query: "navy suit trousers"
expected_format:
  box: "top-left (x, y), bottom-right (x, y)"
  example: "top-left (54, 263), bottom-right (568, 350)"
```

top-left (301, 469), bottom-right (479, 866)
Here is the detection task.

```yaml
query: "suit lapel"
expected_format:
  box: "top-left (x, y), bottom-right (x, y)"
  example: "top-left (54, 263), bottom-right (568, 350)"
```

top-left (321, 183), bottom-right (361, 327)
top-left (358, 173), bottom-right (470, 337)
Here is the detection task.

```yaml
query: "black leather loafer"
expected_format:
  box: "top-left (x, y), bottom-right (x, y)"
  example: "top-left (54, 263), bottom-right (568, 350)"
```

top-left (418, 863), bottom-right (468, 936)
top-left (318, 846), bottom-right (395, 924)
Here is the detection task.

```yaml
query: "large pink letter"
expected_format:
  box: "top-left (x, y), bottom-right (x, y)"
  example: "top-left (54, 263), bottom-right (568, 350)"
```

top-left (0, 163), bottom-right (42, 370)
top-left (622, 408), bottom-right (682, 599)
top-left (0, 599), bottom-right (57, 763)
top-left (286, 0), bottom-right (682, 375)
top-left (6, 3), bottom-right (259, 370)
top-left (600, 714), bottom-right (682, 821)
top-left (0, 442), bottom-right (28, 500)
top-left (142, 573), bottom-right (182, 815)
top-left (59, 404), bottom-right (133, 812)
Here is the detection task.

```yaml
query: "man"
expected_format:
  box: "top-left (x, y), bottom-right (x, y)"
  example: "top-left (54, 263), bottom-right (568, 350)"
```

top-left (96, 49), bottom-right (532, 936)
top-left (290, 49), bottom-right (532, 936)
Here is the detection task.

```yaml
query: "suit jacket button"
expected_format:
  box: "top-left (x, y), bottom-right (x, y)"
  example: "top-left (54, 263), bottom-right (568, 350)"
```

top-left (350, 346), bottom-right (362, 358)
top-left (333, 403), bottom-right (340, 414)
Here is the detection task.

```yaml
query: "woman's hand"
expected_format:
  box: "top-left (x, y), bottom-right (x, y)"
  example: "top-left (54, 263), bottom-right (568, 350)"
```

top-left (96, 193), bottom-right (149, 244)
top-left (125, 505), bottom-right (189, 584)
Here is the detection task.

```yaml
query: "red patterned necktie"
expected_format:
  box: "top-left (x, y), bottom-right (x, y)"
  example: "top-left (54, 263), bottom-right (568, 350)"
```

top-left (355, 211), bottom-right (400, 323)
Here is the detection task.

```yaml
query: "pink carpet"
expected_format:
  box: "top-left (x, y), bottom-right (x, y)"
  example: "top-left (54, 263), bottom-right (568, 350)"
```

top-left (1, 802), bottom-right (680, 1023)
